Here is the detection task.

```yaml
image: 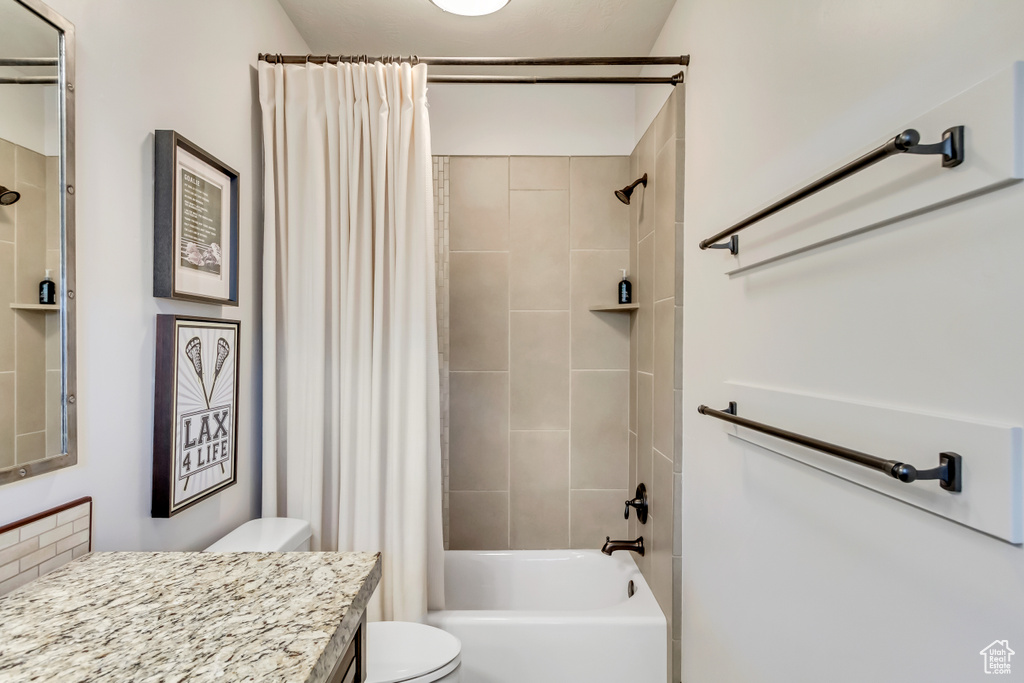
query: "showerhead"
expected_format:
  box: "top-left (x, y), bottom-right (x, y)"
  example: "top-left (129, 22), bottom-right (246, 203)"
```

top-left (615, 173), bottom-right (647, 205)
top-left (0, 185), bottom-right (20, 206)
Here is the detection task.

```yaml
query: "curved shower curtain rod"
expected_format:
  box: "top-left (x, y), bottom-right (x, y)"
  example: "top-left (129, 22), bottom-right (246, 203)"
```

top-left (257, 54), bottom-right (689, 85)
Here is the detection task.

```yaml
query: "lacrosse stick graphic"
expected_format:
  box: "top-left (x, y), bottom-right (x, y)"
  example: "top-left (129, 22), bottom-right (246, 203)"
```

top-left (185, 337), bottom-right (208, 409)
top-left (209, 338), bottom-right (230, 403)
top-left (207, 338), bottom-right (231, 475)
top-left (183, 337), bottom-right (205, 490)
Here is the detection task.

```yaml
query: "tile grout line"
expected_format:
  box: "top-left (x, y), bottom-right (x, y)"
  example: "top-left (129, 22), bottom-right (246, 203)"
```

top-left (570, 368), bottom-right (629, 372)
top-left (11, 148), bottom-right (18, 467)
top-left (509, 429), bottom-right (570, 433)
top-left (506, 157), bottom-right (511, 550)
top-left (567, 157), bottom-right (574, 548)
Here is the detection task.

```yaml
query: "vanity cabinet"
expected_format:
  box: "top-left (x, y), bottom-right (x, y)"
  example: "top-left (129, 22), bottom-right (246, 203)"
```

top-left (329, 612), bottom-right (367, 683)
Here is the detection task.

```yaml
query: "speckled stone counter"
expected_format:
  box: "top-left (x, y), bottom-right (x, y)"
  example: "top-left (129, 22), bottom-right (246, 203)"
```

top-left (0, 551), bottom-right (381, 683)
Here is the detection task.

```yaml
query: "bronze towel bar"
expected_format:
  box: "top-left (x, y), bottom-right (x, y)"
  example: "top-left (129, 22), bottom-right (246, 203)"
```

top-left (699, 126), bottom-right (965, 254)
top-left (698, 401), bottom-right (962, 492)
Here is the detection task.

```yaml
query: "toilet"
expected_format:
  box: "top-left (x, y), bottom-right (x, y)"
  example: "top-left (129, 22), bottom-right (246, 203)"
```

top-left (206, 518), bottom-right (461, 683)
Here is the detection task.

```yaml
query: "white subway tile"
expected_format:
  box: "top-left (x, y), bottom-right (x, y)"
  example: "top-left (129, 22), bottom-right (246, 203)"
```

top-left (38, 549), bottom-right (73, 576)
top-left (0, 560), bottom-right (17, 583)
top-left (0, 566), bottom-right (38, 595)
top-left (0, 538), bottom-right (38, 567)
top-left (73, 516), bottom-right (90, 534)
top-left (38, 522), bottom-right (74, 548)
top-left (56, 503), bottom-right (89, 527)
top-left (56, 529), bottom-right (89, 554)
top-left (18, 514), bottom-right (56, 541)
top-left (0, 529), bottom-right (18, 551)
top-left (71, 542), bottom-right (89, 560)
top-left (19, 544), bottom-right (55, 572)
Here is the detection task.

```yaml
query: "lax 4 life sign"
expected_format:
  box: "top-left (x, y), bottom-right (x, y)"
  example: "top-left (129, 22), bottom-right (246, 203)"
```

top-left (152, 316), bottom-right (240, 517)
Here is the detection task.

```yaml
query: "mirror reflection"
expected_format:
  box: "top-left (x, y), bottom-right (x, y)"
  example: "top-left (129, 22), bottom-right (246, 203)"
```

top-left (0, 0), bottom-right (65, 474)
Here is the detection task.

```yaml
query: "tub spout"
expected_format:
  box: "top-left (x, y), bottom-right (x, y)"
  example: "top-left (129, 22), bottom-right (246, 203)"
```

top-left (601, 536), bottom-right (645, 556)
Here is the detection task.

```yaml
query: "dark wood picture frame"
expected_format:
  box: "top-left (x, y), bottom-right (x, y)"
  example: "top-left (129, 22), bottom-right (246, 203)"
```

top-left (154, 130), bottom-right (239, 306)
top-left (152, 315), bottom-right (240, 518)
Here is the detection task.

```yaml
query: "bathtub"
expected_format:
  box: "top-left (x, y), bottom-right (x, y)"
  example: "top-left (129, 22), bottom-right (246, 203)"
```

top-left (426, 550), bottom-right (667, 683)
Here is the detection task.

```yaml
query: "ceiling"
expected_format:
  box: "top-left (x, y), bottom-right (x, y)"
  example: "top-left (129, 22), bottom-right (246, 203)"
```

top-left (275, 0), bottom-right (678, 75)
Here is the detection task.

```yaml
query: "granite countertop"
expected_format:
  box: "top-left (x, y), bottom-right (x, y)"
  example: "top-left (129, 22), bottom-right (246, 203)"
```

top-left (0, 551), bottom-right (381, 683)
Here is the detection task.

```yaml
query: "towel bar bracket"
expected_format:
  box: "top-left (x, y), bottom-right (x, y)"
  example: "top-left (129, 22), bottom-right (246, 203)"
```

top-left (902, 126), bottom-right (964, 168)
top-left (892, 452), bottom-right (962, 492)
top-left (706, 235), bottom-right (739, 255)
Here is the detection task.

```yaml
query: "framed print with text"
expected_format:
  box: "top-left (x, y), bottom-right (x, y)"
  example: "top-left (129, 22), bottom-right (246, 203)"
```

top-left (152, 315), bottom-right (240, 517)
top-left (154, 130), bottom-right (239, 306)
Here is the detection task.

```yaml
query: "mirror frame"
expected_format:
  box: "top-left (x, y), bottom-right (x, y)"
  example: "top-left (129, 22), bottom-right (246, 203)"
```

top-left (0, 0), bottom-right (75, 485)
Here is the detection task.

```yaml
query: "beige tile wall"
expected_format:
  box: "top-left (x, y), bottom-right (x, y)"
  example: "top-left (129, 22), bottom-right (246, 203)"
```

top-left (445, 155), bottom-right (631, 551)
top-left (0, 137), bottom-right (63, 469)
top-left (0, 499), bottom-right (92, 595)
top-left (433, 157), bottom-right (450, 548)
top-left (627, 88), bottom-right (685, 683)
top-left (45, 156), bottom-right (62, 456)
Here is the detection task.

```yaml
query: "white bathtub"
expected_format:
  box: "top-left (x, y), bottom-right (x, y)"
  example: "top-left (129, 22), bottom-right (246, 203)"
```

top-left (426, 550), bottom-right (667, 683)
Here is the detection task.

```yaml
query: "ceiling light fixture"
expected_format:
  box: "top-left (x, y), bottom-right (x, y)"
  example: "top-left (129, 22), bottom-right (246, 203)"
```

top-left (428, 0), bottom-right (510, 17)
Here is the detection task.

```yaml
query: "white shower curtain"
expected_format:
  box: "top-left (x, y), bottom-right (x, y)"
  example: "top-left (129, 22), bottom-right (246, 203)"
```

top-left (258, 60), bottom-right (444, 622)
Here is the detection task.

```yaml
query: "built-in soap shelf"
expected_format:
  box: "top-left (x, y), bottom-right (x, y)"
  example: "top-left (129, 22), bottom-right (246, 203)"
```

top-left (10, 303), bottom-right (60, 312)
top-left (589, 303), bottom-right (638, 312)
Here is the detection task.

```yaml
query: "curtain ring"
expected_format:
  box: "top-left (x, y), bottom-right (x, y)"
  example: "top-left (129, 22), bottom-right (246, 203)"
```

top-left (411, 55), bottom-right (419, 65)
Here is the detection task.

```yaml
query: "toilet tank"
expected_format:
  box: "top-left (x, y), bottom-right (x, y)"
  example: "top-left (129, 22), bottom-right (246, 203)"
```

top-left (205, 517), bottom-right (312, 552)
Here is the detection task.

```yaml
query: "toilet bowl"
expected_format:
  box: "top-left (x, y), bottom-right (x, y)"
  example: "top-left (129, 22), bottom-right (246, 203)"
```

top-left (206, 518), bottom-right (461, 683)
top-left (366, 621), bottom-right (461, 683)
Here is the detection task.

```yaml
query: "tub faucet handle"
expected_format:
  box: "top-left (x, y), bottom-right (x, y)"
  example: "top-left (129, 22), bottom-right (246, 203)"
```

top-left (623, 483), bottom-right (648, 524)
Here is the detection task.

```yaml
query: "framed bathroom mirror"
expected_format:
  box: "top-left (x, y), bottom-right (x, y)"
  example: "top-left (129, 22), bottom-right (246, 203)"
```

top-left (0, 0), bottom-right (76, 485)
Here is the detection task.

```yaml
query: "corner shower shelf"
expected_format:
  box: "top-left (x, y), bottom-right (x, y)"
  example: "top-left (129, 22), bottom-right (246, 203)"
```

top-left (10, 303), bottom-right (59, 312)
top-left (589, 303), bottom-right (639, 312)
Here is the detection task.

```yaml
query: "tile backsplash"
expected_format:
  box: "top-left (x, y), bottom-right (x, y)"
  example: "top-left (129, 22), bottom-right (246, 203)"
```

top-left (0, 497), bottom-right (92, 595)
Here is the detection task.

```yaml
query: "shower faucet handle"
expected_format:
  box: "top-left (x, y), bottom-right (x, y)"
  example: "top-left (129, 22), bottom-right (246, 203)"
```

top-left (623, 483), bottom-right (648, 524)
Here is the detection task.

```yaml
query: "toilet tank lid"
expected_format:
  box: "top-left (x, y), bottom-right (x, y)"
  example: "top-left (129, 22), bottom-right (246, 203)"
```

top-left (205, 517), bottom-right (312, 552)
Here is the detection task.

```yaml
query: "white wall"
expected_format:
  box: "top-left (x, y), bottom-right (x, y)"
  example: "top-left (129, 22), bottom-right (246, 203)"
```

top-left (0, 71), bottom-right (58, 155)
top-left (428, 83), bottom-right (636, 156)
top-left (0, 0), bottom-right (308, 551)
top-left (653, 0), bottom-right (1024, 680)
